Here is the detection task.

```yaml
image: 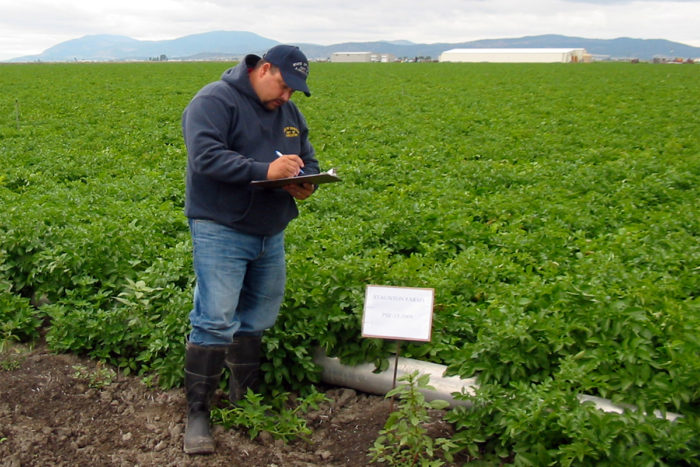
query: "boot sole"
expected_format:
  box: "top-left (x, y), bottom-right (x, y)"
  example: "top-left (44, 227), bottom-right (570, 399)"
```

top-left (184, 437), bottom-right (215, 455)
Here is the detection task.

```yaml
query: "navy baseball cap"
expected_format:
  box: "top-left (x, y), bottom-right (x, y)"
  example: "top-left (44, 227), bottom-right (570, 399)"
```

top-left (263, 45), bottom-right (311, 97)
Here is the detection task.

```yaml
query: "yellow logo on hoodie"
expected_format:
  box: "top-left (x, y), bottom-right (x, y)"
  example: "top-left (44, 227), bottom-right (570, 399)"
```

top-left (284, 126), bottom-right (300, 138)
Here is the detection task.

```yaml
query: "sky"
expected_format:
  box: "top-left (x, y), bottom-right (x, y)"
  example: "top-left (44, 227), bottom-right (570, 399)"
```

top-left (1, 0), bottom-right (699, 60)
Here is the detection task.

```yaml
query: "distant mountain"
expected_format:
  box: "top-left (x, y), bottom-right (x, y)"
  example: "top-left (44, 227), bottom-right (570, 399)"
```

top-left (8, 31), bottom-right (279, 62)
top-left (297, 35), bottom-right (700, 61)
top-left (449, 34), bottom-right (699, 60)
top-left (6, 31), bottom-right (700, 62)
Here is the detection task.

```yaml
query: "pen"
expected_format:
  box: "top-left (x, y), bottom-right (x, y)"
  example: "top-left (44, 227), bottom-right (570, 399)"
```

top-left (275, 150), bottom-right (304, 175)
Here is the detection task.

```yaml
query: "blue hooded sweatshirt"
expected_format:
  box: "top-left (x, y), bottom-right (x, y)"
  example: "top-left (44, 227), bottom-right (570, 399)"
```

top-left (182, 54), bottom-right (319, 236)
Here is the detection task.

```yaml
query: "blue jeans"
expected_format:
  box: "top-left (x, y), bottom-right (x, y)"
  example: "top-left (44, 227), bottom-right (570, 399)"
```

top-left (188, 219), bottom-right (286, 346)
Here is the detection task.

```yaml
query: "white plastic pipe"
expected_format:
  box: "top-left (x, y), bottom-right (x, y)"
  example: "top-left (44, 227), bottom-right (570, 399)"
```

top-left (313, 348), bottom-right (476, 407)
top-left (313, 348), bottom-right (681, 421)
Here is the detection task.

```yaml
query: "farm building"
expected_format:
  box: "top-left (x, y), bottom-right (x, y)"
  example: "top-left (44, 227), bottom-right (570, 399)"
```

top-left (331, 52), bottom-right (372, 63)
top-left (439, 48), bottom-right (589, 63)
top-left (373, 53), bottom-right (396, 63)
top-left (330, 52), bottom-right (396, 63)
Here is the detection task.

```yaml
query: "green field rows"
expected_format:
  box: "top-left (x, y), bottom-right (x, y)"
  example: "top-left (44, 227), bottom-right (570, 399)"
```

top-left (1, 61), bottom-right (698, 464)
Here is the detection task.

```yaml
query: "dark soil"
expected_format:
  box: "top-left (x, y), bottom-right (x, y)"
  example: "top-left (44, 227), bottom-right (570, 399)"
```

top-left (0, 342), bottom-right (461, 466)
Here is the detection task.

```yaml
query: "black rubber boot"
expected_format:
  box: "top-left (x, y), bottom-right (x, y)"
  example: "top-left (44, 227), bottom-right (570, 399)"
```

top-left (225, 335), bottom-right (262, 403)
top-left (183, 341), bottom-right (227, 455)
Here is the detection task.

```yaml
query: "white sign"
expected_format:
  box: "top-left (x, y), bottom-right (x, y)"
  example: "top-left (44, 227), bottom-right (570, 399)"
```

top-left (362, 285), bottom-right (434, 341)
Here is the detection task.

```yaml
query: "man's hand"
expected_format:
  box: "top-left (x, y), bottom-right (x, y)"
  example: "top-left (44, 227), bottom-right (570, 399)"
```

top-left (267, 153), bottom-right (304, 179)
top-left (283, 182), bottom-right (315, 200)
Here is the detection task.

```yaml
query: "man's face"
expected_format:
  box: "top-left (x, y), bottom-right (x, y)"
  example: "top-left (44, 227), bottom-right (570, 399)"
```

top-left (256, 63), bottom-right (295, 110)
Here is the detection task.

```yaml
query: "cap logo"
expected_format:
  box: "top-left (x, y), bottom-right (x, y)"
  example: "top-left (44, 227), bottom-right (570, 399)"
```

top-left (292, 61), bottom-right (309, 77)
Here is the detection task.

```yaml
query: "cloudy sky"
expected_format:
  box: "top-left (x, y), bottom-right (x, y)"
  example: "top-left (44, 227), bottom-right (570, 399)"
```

top-left (1, 0), bottom-right (699, 60)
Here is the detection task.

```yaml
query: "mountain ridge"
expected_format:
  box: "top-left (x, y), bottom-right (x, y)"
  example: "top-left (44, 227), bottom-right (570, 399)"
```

top-left (6, 31), bottom-right (700, 62)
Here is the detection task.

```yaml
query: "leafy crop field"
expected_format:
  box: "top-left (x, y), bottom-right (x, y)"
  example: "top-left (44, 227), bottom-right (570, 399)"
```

top-left (1, 61), bottom-right (698, 465)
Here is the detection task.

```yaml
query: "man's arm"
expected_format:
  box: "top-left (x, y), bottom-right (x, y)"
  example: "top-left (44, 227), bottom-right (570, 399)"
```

top-left (182, 95), bottom-right (269, 184)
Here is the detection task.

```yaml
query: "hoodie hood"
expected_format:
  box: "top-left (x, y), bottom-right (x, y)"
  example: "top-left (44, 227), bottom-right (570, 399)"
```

top-left (220, 54), bottom-right (262, 102)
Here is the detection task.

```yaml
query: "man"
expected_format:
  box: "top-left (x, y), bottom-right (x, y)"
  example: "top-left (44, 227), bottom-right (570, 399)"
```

top-left (181, 45), bottom-right (319, 454)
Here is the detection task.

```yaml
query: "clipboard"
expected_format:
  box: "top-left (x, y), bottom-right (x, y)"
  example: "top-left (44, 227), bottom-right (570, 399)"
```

top-left (250, 168), bottom-right (341, 189)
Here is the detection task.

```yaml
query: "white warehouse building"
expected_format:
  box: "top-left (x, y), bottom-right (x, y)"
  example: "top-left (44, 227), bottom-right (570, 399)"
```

top-left (331, 52), bottom-right (372, 63)
top-left (330, 52), bottom-right (396, 63)
top-left (439, 48), bottom-right (588, 63)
